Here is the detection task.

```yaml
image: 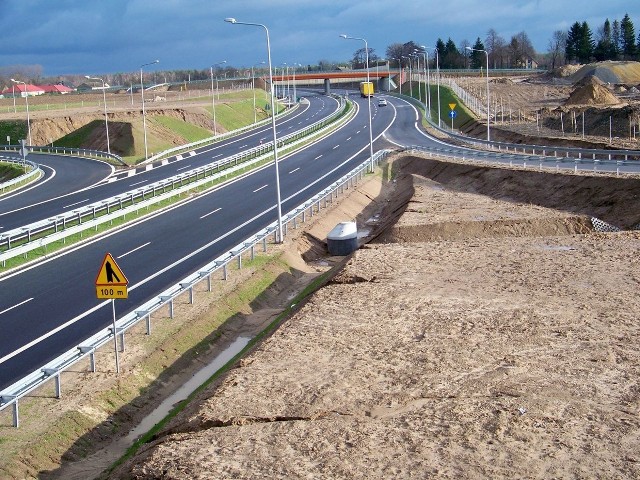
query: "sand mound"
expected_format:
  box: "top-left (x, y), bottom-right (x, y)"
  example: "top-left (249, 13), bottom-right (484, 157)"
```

top-left (569, 61), bottom-right (640, 85)
top-left (552, 64), bottom-right (582, 78)
top-left (565, 82), bottom-right (621, 106)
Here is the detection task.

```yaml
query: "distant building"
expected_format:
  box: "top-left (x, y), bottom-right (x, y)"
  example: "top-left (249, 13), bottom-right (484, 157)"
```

top-left (40, 84), bottom-right (74, 94)
top-left (1, 83), bottom-right (45, 97)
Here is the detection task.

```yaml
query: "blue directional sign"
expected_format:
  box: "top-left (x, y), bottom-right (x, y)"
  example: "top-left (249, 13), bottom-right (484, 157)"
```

top-left (448, 110), bottom-right (457, 119)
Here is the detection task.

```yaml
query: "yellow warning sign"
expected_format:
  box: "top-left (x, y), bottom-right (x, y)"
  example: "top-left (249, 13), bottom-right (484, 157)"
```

top-left (95, 253), bottom-right (128, 299)
top-left (449, 103), bottom-right (456, 110)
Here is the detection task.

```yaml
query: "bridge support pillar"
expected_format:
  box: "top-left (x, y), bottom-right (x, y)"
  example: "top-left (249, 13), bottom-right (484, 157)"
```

top-left (324, 78), bottom-right (331, 95)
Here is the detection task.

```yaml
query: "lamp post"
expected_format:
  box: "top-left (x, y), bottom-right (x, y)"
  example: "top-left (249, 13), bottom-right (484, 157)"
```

top-left (340, 34), bottom-right (375, 173)
top-left (210, 60), bottom-right (226, 136)
top-left (393, 57), bottom-right (402, 93)
top-left (11, 79), bottom-right (31, 145)
top-left (419, 46), bottom-right (431, 118)
top-left (424, 47), bottom-right (441, 127)
top-left (85, 75), bottom-right (111, 154)
top-left (140, 60), bottom-right (159, 160)
top-left (225, 17), bottom-right (284, 243)
top-left (402, 55), bottom-right (412, 97)
top-left (412, 53), bottom-right (424, 106)
top-left (466, 46), bottom-right (490, 142)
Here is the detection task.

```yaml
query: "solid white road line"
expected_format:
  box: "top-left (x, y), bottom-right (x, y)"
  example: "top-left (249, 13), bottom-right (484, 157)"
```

top-left (118, 242), bottom-right (151, 258)
top-left (0, 298), bottom-right (33, 316)
top-left (200, 207), bottom-right (222, 219)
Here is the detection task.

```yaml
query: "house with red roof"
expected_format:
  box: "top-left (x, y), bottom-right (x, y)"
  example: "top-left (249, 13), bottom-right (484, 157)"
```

top-left (1, 83), bottom-right (45, 97)
top-left (40, 84), bottom-right (73, 94)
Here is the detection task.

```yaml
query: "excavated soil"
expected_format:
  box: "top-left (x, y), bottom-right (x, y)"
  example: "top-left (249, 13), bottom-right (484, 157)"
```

top-left (108, 154), bottom-right (640, 479)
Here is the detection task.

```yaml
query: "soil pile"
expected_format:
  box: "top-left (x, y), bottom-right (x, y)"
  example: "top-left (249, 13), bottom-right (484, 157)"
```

top-left (109, 155), bottom-right (640, 479)
top-left (569, 60), bottom-right (640, 85)
top-left (564, 80), bottom-right (621, 106)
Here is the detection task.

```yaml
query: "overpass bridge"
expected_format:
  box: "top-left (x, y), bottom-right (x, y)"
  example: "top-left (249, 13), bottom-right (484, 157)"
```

top-left (269, 70), bottom-right (403, 94)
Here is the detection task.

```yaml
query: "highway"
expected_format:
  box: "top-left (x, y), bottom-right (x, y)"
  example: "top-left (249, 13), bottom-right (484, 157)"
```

top-left (0, 93), bottom-right (340, 231)
top-left (0, 92), bottom-right (405, 391)
top-left (4, 89), bottom-right (636, 393)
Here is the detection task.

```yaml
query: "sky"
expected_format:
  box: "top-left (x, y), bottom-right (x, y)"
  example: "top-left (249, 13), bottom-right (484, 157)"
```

top-left (0, 0), bottom-right (636, 77)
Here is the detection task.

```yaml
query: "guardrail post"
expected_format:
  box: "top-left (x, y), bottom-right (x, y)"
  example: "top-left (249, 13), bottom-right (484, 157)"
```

top-left (117, 328), bottom-right (126, 352)
top-left (160, 296), bottom-right (174, 318)
top-left (42, 369), bottom-right (61, 398)
top-left (180, 283), bottom-right (194, 304)
top-left (251, 245), bottom-right (255, 261)
top-left (302, 211), bottom-right (306, 223)
top-left (293, 217), bottom-right (297, 229)
top-left (262, 237), bottom-right (267, 252)
top-left (2, 397), bottom-right (19, 427)
top-left (237, 255), bottom-right (242, 270)
top-left (79, 346), bottom-right (96, 372)
top-left (223, 264), bottom-right (228, 280)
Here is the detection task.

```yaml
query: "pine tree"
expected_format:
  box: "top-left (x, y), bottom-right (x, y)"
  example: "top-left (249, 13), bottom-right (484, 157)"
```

top-left (612, 20), bottom-right (622, 59)
top-left (577, 21), bottom-right (595, 63)
top-left (621, 13), bottom-right (637, 59)
top-left (565, 22), bottom-right (582, 63)
top-left (470, 37), bottom-right (485, 69)
top-left (594, 19), bottom-right (614, 61)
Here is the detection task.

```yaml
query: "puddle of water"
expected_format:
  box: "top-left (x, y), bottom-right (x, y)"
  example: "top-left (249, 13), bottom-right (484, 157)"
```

top-left (125, 336), bottom-right (251, 443)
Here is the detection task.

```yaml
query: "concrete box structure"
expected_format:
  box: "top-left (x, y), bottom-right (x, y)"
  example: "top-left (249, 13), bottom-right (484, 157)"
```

top-left (327, 221), bottom-right (358, 256)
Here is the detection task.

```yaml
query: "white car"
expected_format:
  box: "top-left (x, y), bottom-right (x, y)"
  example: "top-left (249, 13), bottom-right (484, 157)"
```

top-left (378, 98), bottom-right (387, 106)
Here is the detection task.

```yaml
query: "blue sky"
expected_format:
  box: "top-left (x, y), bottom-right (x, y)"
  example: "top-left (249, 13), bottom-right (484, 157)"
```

top-left (0, 0), bottom-right (636, 76)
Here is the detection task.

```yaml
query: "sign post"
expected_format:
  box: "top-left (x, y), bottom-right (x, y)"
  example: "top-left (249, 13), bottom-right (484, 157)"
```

top-left (95, 253), bottom-right (129, 373)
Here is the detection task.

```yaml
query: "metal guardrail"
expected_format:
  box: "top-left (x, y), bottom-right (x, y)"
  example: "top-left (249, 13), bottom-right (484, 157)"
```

top-left (0, 156), bottom-right (42, 193)
top-left (0, 145), bottom-right (126, 166)
top-left (0, 96), bottom-right (351, 265)
top-left (405, 144), bottom-right (637, 176)
top-left (0, 148), bottom-right (391, 427)
top-left (393, 90), bottom-right (640, 163)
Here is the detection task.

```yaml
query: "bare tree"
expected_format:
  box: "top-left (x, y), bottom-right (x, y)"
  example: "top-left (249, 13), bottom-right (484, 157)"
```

top-left (548, 30), bottom-right (567, 69)
top-left (485, 28), bottom-right (507, 68)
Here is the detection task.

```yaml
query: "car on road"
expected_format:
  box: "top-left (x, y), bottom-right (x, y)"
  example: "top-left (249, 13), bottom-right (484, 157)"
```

top-left (378, 98), bottom-right (387, 106)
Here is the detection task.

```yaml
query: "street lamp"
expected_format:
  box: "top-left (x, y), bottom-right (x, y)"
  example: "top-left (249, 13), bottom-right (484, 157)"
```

top-left (419, 46), bottom-right (431, 118)
top-left (251, 61), bottom-right (265, 124)
top-left (225, 17), bottom-right (284, 243)
top-left (424, 47), bottom-right (441, 127)
top-left (210, 60), bottom-right (226, 136)
top-left (340, 34), bottom-right (375, 173)
top-left (402, 55), bottom-right (412, 97)
top-left (466, 46), bottom-right (490, 142)
top-left (85, 75), bottom-right (111, 154)
top-left (140, 59), bottom-right (160, 160)
top-left (11, 79), bottom-right (31, 145)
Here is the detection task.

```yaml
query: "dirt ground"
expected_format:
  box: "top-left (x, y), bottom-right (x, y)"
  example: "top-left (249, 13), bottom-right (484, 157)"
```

top-left (107, 154), bottom-right (640, 479)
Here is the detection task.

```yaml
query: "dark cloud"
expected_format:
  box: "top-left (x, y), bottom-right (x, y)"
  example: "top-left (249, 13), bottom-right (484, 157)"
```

top-left (0, 0), bottom-right (633, 76)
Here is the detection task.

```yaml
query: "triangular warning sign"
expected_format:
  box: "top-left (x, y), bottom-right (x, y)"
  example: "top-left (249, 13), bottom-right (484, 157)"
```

top-left (95, 253), bottom-right (128, 286)
top-left (449, 103), bottom-right (456, 110)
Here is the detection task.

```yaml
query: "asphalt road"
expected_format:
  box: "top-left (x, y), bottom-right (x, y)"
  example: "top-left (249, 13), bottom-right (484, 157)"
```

top-left (0, 92), bottom-right (340, 231)
top-left (0, 92), bottom-right (407, 390)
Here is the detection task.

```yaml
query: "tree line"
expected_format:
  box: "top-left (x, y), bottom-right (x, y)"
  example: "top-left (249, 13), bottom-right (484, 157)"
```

top-left (563, 13), bottom-right (638, 64)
